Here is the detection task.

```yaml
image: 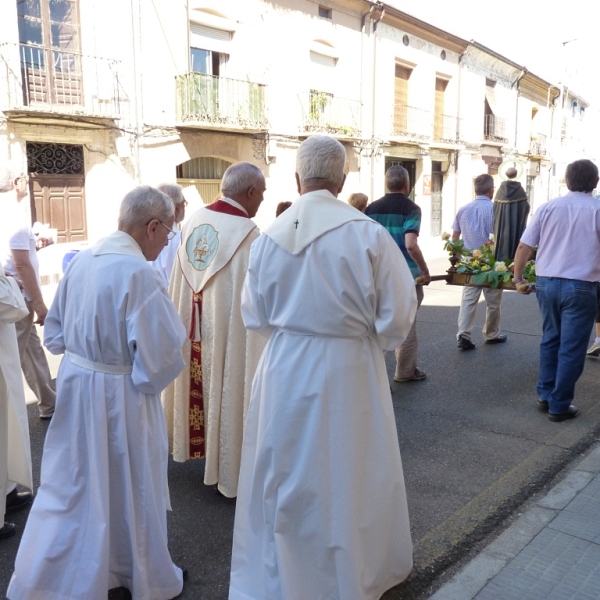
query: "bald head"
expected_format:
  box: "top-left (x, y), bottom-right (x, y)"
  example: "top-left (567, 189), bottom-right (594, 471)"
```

top-left (505, 167), bottom-right (518, 179)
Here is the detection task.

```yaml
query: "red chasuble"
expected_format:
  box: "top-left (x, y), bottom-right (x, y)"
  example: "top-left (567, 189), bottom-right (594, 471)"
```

top-left (187, 199), bottom-right (250, 459)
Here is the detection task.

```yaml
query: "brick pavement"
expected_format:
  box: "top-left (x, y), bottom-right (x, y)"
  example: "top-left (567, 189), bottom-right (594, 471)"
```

top-left (431, 444), bottom-right (600, 600)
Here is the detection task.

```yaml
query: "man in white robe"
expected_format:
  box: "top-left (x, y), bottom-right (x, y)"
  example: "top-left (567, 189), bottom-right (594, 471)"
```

top-left (0, 267), bottom-right (32, 539)
top-left (0, 165), bottom-right (33, 539)
top-left (7, 186), bottom-right (187, 600)
top-left (229, 135), bottom-right (418, 600)
top-left (151, 183), bottom-right (186, 288)
top-left (163, 162), bottom-right (267, 498)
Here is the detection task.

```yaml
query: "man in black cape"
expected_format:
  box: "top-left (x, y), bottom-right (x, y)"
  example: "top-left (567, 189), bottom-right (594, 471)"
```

top-left (493, 167), bottom-right (529, 261)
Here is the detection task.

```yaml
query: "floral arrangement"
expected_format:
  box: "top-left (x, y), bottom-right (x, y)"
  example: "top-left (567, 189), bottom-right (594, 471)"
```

top-left (440, 233), bottom-right (537, 289)
top-left (441, 232), bottom-right (468, 258)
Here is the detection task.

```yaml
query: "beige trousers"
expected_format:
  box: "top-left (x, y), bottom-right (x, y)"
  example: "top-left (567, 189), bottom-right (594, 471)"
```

top-left (457, 285), bottom-right (503, 342)
top-left (14, 300), bottom-right (56, 417)
top-left (395, 284), bottom-right (424, 379)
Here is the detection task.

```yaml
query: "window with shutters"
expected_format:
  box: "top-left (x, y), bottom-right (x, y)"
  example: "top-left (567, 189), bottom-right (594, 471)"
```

top-left (189, 23), bottom-right (230, 75)
top-left (177, 17), bottom-right (266, 129)
top-left (17, 0), bottom-right (82, 106)
top-left (483, 79), bottom-right (507, 142)
top-left (433, 77), bottom-right (452, 141)
top-left (393, 64), bottom-right (412, 132)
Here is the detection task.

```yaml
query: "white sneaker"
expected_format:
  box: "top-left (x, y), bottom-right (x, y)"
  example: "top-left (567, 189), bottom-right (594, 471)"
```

top-left (587, 341), bottom-right (600, 357)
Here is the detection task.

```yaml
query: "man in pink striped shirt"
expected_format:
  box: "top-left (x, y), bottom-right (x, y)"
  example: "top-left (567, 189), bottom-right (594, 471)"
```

top-left (513, 159), bottom-right (600, 422)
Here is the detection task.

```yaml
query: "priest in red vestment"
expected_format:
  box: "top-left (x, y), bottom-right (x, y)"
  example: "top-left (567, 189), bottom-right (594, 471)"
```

top-left (162, 162), bottom-right (267, 498)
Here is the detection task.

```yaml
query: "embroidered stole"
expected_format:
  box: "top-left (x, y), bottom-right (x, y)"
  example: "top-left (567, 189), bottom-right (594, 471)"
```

top-left (180, 201), bottom-right (253, 459)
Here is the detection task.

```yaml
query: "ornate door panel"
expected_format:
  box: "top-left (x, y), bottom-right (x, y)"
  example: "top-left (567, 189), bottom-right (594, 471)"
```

top-left (26, 142), bottom-right (86, 243)
top-left (31, 176), bottom-right (86, 243)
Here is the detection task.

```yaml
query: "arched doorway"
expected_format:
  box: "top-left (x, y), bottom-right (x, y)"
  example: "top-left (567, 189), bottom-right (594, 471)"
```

top-left (176, 157), bottom-right (233, 206)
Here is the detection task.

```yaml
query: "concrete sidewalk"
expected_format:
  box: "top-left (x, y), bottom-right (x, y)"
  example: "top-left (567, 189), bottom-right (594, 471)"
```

top-left (431, 444), bottom-right (600, 600)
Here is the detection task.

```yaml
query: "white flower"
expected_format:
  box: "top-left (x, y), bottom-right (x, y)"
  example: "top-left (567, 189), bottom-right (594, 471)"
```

top-left (441, 232), bottom-right (450, 241)
top-left (489, 233), bottom-right (495, 241)
top-left (494, 263), bottom-right (508, 272)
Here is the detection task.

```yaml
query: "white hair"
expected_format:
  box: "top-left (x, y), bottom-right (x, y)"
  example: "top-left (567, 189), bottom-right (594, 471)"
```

top-left (157, 183), bottom-right (185, 206)
top-left (220, 162), bottom-right (264, 197)
top-left (118, 185), bottom-right (174, 229)
top-left (0, 164), bottom-right (15, 193)
top-left (296, 135), bottom-right (346, 188)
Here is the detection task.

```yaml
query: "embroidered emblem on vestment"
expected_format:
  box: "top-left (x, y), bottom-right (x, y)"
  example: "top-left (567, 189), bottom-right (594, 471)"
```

top-left (186, 224), bottom-right (219, 271)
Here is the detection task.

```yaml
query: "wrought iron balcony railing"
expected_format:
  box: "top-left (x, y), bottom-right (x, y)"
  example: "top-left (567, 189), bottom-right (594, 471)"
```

top-left (393, 104), bottom-right (431, 140)
top-left (433, 113), bottom-right (459, 143)
top-left (483, 114), bottom-right (508, 143)
top-left (0, 43), bottom-right (122, 118)
top-left (299, 91), bottom-right (361, 138)
top-left (529, 134), bottom-right (547, 157)
top-left (176, 73), bottom-right (268, 130)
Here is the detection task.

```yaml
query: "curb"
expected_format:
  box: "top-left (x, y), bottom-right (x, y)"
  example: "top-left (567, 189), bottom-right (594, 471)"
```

top-left (382, 403), bottom-right (600, 599)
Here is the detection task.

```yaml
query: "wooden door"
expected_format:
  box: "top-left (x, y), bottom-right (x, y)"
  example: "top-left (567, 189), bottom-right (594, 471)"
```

top-left (30, 175), bottom-right (87, 243)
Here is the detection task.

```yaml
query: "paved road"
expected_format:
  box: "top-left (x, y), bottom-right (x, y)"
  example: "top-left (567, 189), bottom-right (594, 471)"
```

top-left (2, 245), bottom-right (600, 599)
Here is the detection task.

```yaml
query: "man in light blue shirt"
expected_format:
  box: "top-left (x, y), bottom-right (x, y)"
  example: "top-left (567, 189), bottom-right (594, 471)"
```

top-left (452, 174), bottom-right (507, 350)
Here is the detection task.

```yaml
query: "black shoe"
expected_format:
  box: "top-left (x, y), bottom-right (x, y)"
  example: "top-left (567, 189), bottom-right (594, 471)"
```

top-left (457, 335), bottom-right (475, 350)
top-left (0, 522), bottom-right (16, 539)
top-left (537, 399), bottom-right (549, 412)
top-left (548, 405), bottom-right (579, 422)
top-left (167, 566), bottom-right (188, 600)
top-left (108, 588), bottom-right (131, 600)
top-left (485, 334), bottom-right (507, 344)
top-left (6, 489), bottom-right (32, 512)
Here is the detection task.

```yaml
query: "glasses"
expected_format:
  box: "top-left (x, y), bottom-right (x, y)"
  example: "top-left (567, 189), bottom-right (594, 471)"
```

top-left (159, 221), bottom-right (177, 240)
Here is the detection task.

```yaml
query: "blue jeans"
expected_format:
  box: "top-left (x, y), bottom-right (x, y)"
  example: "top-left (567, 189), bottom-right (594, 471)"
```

top-left (535, 277), bottom-right (598, 414)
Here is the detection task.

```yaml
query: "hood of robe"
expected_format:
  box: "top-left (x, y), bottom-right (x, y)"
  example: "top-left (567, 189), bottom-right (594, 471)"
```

top-left (265, 189), bottom-right (372, 255)
top-left (494, 181), bottom-right (528, 204)
top-left (92, 231), bottom-right (146, 260)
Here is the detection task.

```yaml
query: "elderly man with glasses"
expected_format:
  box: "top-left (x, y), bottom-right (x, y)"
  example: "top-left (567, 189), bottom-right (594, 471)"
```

top-left (8, 185), bottom-right (188, 600)
top-left (151, 183), bottom-right (187, 288)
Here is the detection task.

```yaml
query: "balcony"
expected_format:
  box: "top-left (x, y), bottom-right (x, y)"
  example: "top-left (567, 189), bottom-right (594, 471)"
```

top-left (299, 91), bottom-right (361, 138)
top-left (433, 113), bottom-right (460, 143)
top-left (176, 73), bottom-right (268, 131)
top-left (483, 114), bottom-right (508, 143)
top-left (0, 43), bottom-right (122, 120)
top-left (392, 104), bottom-right (431, 141)
top-left (529, 134), bottom-right (547, 157)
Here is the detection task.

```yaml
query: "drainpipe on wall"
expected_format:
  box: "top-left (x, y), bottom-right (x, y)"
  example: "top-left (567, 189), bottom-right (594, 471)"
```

top-left (369, 3), bottom-right (385, 202)
top-left (360, 4), bottom-right (375, 189)
top-left (454, 48), bottom-right (467, 218)
top-left (513, 69), bottom-right (526, 154)
top-left (547, 85), bottom-right (560, 204)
